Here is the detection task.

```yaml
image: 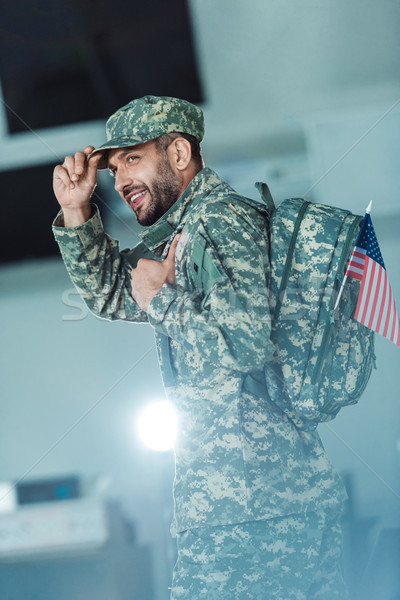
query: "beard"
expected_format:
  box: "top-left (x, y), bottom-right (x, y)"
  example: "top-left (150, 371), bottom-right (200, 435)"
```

top-left (135, 155), bottom-right (183, 226)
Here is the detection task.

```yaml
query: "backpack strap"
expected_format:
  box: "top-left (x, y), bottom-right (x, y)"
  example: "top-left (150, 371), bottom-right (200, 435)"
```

top-left (254, 181), bottom-right (275, 218)
top-left (273, 200), bottom-right (310, 319)
top-left (189, 182), bottom-right (275, 294)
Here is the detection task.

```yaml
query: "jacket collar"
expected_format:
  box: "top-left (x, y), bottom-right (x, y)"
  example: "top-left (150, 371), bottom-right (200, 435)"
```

top-left (138, 167), bottom-right (225, 254)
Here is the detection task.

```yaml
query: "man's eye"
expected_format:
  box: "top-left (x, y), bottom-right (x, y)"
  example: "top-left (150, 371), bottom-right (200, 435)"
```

top-left (128, 155), bottom-right (138, 163)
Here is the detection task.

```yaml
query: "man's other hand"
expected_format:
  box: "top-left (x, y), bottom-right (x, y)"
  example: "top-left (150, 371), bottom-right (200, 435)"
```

top-left (131, 234), bottom-right (181, 312)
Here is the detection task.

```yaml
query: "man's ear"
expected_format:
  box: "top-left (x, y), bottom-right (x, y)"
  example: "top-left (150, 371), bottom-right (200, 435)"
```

top-left (167, 137), bottom-right (192, 172)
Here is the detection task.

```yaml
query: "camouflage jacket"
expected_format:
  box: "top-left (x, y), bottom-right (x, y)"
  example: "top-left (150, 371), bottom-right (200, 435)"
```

top-left (53, 167), bottom-right (346, 535)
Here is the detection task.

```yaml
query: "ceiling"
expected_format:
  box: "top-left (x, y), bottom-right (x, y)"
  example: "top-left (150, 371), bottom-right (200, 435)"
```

top-left (0, 0), bottom-right (399, 237)
top-left (188, 0), bottom-right (400, 160)
top-left (1, 0), bottom-right (399, 166)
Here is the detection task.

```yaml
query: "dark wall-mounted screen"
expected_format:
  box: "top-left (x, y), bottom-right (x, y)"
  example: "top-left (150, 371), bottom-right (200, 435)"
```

top-left (0, 0), bottom-right (203, 133)
top-left (0, 162), bottom-right (69, 263)
top-left (0, 163), bottom-right (114, 264)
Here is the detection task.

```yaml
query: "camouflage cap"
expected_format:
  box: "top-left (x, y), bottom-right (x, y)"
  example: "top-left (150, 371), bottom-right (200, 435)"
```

top-left (90, 95), bottom-right (205, 169)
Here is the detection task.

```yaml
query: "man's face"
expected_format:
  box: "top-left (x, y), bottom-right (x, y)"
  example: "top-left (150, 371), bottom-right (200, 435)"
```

top-left (107, 140), bottom-right (184, 226)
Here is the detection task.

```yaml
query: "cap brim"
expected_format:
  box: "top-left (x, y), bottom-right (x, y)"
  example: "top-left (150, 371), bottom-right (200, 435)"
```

top-left (89, 134), bottom-right (153, 169)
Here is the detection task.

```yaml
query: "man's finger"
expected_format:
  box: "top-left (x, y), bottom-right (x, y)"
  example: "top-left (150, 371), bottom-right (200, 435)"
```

top-left (62, 155), bottom-right (75, 179)
top-left (87, 151), bottom-right (103, 173)
top-left (165, 234), bottom-right (181, 261)
top-left (54, 164), bottom-right (73, 190)
top-left (73, 151), bottom-right (87, 179)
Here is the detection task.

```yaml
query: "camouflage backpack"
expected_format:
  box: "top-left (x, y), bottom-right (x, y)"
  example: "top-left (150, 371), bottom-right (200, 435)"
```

top-left (189, 182), bottom-right (375, 428)
top-left (248, 182), bottom-right (376, 429)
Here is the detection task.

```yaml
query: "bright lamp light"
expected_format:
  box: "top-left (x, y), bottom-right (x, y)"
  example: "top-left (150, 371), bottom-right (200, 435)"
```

top-left (137, 401), bottom-right (178, 451)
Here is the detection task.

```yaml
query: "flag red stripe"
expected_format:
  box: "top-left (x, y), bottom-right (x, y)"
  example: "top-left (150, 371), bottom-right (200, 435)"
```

top-left (349, 254), bottom-right (365, 267)
top-left (361, 259), bottom-right (376, 324)
top-left (387, 293), bottom-right (394, 341)
top-left (354, 263), bottom-right (368, 320)
top-left (351, 252), bottom-right (366, 264)
top-left (382, 282), bottom-right (393, 338)
top-left (392, 322), bottom-right (397, 344)
top-left (346, 249), bottom-right (365, 277)
top-left (390, 296), bottom-right (398, 343)
top-left (367, 264), bottom-right (382, 329)
top-left (349, 257), bottom-right (365, 267)
top-left (346, 268), bottom-right (363, 281)
top-left (375, 268), bottom-right (388, 332)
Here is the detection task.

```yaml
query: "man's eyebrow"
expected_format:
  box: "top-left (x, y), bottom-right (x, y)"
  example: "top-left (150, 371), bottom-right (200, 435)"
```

top-left (107, 148), bottom-right (138, 169)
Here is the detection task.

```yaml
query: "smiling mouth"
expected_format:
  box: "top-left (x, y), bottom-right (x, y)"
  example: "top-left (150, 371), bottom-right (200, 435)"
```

top-left (125, 189), bottom-right (147, 210)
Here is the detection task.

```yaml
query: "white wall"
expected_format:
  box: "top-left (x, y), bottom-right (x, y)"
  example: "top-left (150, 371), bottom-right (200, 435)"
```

top-left (0, 255), bottom-right (175, 600)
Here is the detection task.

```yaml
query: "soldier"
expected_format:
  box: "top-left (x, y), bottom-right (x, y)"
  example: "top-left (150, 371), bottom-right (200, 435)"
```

top-left (53, 96), bottom-right (348, 599)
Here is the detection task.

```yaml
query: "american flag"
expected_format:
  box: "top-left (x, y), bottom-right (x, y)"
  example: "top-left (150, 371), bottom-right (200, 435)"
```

top-left (346, 211), bottom-right (400, 347)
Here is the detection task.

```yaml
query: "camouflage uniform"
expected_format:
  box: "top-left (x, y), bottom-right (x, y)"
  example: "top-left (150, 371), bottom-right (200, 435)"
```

top-left (53, 97), bottom-right (348, 598)
top-left (171, 509), bottom-right (347, 600)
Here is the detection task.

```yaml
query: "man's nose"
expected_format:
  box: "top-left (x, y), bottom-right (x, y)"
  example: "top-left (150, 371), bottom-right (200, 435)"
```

top-left (114, 168), bottom-right (133, 192)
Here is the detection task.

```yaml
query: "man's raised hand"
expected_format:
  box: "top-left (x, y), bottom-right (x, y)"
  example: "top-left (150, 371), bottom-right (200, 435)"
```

top-left (53, 146), bottom-right (103, 227)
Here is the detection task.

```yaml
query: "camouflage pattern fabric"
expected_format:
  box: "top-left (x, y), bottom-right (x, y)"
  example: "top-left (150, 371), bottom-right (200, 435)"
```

top-left (171, 508), bottom-right (348, 600)
top-left (53, 167), bottom-right (347, 539)
top-left (264, 197), bottom-right (375, 426)
top-left (89, 95), bottom-right (205, 169)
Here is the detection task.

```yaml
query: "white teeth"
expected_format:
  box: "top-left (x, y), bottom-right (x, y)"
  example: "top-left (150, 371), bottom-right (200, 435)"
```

top-left (131, 191), bottom-right (145, 202)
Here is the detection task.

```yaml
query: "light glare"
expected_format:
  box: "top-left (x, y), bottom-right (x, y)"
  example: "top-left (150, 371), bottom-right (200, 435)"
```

top-left (137, 401), bottom-right (177, 451)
